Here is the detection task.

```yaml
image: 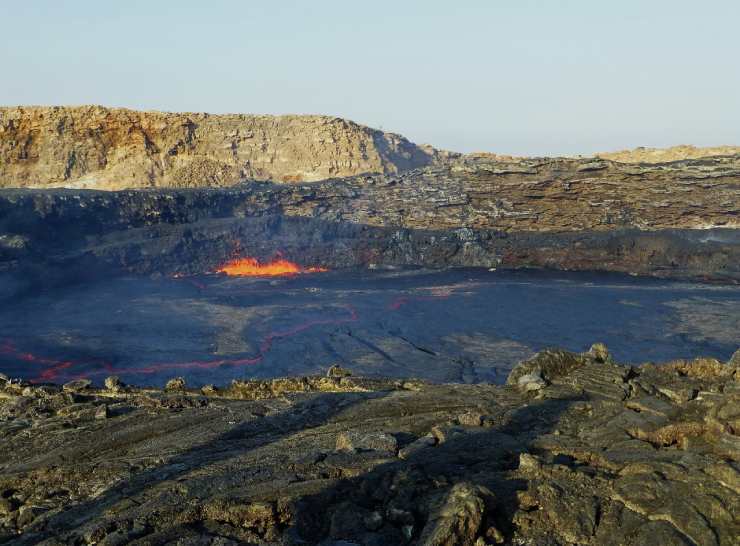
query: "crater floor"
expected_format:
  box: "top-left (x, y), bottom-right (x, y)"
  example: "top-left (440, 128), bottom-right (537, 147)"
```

top-left (1, 269), bottom-right (738, 387)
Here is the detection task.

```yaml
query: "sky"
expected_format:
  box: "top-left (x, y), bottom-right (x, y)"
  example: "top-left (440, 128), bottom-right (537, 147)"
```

top-left (2, 0), bottom-right (739, 155)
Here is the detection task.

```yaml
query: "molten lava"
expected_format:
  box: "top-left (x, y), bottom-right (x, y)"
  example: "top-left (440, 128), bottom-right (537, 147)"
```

top-left (216, 257), bottom-right (327, 277)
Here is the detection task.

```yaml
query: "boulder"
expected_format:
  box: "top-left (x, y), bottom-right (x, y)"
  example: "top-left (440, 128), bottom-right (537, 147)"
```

top-left (418, 483), bottom-right (493, 546)
top-left (62, 379), bottom-right (93, 392)
top-left (398, 434), bottom-right (436, 460)
top-left (457, 411), bottom-right (484, 427)
top-left (336, 431), bottom-right (398, 454)
top-left (327, 365), bottom-right (353, 378)
top-left (588, 342), bottom-right (611, 363)
top-left (104, 376), bottom-right (125, 392)
top-left (516, 372), bottom-right (547, 392)
top-left (164, 377), bottom-right (186, 392)
top-left (506, 349), bottom-right (586, 386)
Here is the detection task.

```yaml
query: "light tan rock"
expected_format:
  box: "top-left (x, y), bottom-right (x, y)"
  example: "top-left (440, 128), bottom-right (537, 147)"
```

top-left (596, 144), bottom-right (740, 163)
top-left (0, 106), bottom-right (437, 189)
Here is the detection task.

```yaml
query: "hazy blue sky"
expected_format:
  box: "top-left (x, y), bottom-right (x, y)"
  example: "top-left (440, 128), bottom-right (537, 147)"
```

top-left (2, 1), bottom-right (738, 155)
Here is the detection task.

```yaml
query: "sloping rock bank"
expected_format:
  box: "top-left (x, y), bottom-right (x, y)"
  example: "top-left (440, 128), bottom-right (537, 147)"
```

top-left (0, 106), bottom-right (439, 189)
top-left (0, 346), bottom-right (737, 545)
top-left (1, 154), bottom-right (738, 295)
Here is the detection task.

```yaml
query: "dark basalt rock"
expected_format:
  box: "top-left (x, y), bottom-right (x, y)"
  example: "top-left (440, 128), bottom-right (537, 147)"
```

top-left (0, 348), bottom-right (737, 544)
top-left (0, 154), bottom-right (738, 301)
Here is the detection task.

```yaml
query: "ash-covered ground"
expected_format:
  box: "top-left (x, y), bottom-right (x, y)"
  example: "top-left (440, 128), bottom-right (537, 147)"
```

top-left (1, 268), bottom-right (737, 387)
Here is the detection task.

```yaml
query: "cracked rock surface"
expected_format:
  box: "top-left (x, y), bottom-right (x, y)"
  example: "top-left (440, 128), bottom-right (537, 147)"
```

top-left (0, 347), bottom-right (737, 545)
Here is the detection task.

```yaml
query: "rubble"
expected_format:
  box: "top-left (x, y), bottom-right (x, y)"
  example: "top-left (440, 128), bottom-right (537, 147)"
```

top-left (0, 347), bottom-right (737, 544)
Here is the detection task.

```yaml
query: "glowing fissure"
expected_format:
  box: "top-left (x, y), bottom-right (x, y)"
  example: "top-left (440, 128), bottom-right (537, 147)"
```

top-left (0, 304), bottom-right (358, 383)
top-left (1, 286), bottom-right (453, 384)
top-left (217, 256), bottom-right (328, 277)
top-left (0, 340), bottom-right (101, 383)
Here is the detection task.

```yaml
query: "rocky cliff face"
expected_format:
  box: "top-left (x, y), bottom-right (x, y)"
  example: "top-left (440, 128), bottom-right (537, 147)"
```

top-left (2, 106), bottom-right (738, 191)
top-left (0, 106), bottom-right (438, 189)
top-left (1, 155), bottom-right (738, 295)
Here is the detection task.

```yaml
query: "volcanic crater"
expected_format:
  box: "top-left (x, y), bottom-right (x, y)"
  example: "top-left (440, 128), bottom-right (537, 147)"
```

top-left (1, 108), bottom-right (739, 545)
top-left (0, 143), bottom-right (738, 386)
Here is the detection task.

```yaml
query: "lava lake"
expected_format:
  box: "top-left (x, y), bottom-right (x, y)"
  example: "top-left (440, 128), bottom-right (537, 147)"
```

top-left (1, 268), bottom-right (737, 387)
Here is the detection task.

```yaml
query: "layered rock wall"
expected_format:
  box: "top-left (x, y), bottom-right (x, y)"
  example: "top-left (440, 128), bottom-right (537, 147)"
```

top-left (0, 155), bottom-right (738, 292)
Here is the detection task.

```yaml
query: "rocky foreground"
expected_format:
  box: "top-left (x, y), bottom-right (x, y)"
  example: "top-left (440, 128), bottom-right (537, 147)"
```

top-left (1, 346), bottom-right (738, 545)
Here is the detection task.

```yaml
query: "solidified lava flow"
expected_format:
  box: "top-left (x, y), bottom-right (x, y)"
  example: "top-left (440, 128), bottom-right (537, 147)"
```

top-left (216, 256), bottom-right (328, 277)
top-left (387, 287), bottom-right (454, 310)
top-left (0, 305), bottom-right (358, 384)
top-left (0, 286), bottom-right (461, 384)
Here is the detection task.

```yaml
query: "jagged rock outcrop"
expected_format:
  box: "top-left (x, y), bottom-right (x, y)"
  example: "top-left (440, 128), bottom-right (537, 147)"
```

top-left (0, 106), bottom-right (439, 189)
top-left (1, 348), bottom-right (738, 544)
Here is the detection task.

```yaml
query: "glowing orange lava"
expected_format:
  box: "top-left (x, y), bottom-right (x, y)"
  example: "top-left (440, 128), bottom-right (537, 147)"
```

top-left (217, 257), bottom-right (328, 277)
top-left (0, 303), bottom-right (358, 383)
